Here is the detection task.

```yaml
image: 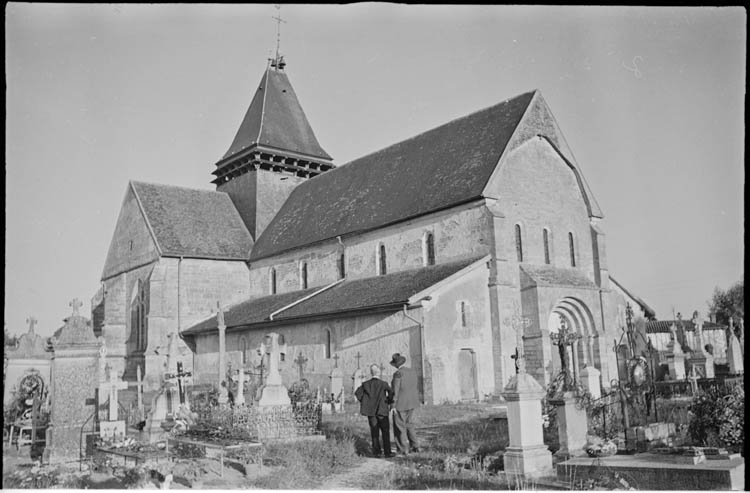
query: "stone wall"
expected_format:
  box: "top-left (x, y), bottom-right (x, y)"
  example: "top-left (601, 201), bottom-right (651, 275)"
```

top-left (248, 201), bottom-right (491, 296)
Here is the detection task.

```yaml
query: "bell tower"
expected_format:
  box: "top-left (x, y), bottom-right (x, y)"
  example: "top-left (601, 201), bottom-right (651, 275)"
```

top-left (213, 55), bottom-right (334, 241)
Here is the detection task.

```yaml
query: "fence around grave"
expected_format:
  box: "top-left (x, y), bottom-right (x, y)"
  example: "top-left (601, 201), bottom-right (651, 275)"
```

top-left (190, 399), bottom-right (323, 442)
top-left (654, 374), bottom-right (744, 399)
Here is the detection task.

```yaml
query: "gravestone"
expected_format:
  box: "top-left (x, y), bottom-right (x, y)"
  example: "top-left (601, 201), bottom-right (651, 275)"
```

top-left (144, 389), bottom-right (170, 443)
top-left (46, 299), bottom-right (102, 464)
top-left (500, 362), bottom-right (552, 478)
top-left (688, 312), bottom-right (714, 378)
top-left (258, 333), bottom-right (291, 408)
top-left (726, 319), bottom-right (743, 374)
top-left (99, 363), bottom-right (127, 440)
top-left (4, 316), bottom-right (52, 406)
top-left (579, 365), bottom-right (601, 400)
top-left (666, 322), bottom-right (686, 380)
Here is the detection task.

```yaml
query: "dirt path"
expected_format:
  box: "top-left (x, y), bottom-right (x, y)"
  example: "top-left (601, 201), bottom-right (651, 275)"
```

top-left (318, 457), bottom-right (395, 490)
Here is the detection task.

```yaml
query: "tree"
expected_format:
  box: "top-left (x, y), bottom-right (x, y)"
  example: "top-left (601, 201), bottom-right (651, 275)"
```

top-left (707, 279), bottom-right (744, 332)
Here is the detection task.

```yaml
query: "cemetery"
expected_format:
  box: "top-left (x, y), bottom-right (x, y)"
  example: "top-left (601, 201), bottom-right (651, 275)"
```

top-left (2, 298), bottom-right (744, 489)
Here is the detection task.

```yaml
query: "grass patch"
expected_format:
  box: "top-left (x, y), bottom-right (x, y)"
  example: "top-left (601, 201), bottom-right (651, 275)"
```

top-left (253, 436), bottom-right (363, 489)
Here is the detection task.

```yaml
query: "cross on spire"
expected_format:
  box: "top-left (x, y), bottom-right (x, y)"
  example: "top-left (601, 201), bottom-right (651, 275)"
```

top-left (70, 298), bottom-right (83, 316)
top-left (270, 4), bottom-right (287, 70)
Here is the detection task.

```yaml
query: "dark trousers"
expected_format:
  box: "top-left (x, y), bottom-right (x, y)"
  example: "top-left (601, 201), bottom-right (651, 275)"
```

top-left (367, 415), bottom-right (391, 455)
top-left (393, 409), bottom-right (418, 453)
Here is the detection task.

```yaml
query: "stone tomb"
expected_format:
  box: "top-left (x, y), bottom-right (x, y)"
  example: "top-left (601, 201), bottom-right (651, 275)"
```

top-left (557, 452), bottom-right (744, 490)
top-left (46, 299), bottom-right (102, 464)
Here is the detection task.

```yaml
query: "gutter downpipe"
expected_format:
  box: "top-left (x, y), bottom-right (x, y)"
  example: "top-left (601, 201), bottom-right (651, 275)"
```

top-left (269, 278), bottom-right (346, 321)
top-left (402, 304), bottom-right (427, 405)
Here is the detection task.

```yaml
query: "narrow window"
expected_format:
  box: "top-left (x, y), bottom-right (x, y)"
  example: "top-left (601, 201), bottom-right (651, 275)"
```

top-left (425, 232), bottom-right (436, 266)
top-left (300, 262), bottom-right (308, 289)
top-left (240, 337), bottom-right (248, 365)
top-left (270, 268), bottom-right (277, 295)
top-left (515, 224), bottom-right (523, 262)
top-left (325, 330), bottom-right (332, 359)
top-left (338, 252), bottom-right (346, 279)
top-left (568, 232), bottom-right (576, 267)
top-left (543, 229), bottom-right (550, 264)
top-left (460, 301), bottom-right (468, 327)
top-left (378, 244), bottom-right (387, 275)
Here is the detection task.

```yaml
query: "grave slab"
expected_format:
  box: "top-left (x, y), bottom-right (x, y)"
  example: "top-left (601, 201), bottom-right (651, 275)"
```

top-left (557, 453), bottom-right (744, 490)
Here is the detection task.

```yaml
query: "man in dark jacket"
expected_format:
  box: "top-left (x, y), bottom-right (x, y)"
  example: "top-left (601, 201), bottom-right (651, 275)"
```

top-left (390, 353), bottom-right (420, 454)
top-left (355, 364), bottom-right (394, 457)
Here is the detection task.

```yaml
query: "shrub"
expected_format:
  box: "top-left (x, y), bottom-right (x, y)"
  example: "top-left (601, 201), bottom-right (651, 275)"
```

top-left (688, 384), bottom-right (744, 452)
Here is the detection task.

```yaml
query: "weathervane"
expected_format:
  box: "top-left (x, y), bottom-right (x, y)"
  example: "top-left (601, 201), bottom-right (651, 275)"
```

top-left (270, 4), bottom-right (287, 70)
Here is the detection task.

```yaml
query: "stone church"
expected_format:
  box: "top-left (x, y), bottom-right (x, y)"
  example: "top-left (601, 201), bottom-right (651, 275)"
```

top-left (94, 57), bottom-right (654, 403)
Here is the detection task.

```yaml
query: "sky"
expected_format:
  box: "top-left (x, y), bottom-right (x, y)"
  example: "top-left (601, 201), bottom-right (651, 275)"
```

top-left (5, 4), bottom-right (745, 338)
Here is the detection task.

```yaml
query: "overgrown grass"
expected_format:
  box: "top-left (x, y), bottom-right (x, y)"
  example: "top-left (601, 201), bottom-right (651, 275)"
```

top-left (252, 435), bottom-right (363, 489)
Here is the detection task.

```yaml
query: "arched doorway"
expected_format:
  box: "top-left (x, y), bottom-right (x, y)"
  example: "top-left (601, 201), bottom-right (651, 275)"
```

top-left (546, 297), bottom-right (598, 384)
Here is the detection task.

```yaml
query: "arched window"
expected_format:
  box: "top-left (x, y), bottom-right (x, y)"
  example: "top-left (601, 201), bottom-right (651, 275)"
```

top-left (300, 262), bottom-right (308, 289)
top-left (515, 224), bottom-right (523, 262)
top-left (543, 229), bottom-right (551, 265)
top-left (424, 232), bottom-right (436, 266)
top-left (325, 329), bottom-right (332, 359)
top-left (338, 252), bottom-right (346, 279)
top-left (568, 232), bottom-right (576, 267)
top-left (270, 268), bottom-right (277, 295)
top-left (130, 280), bottom-right (148, 351)
top-left (377, 244), bottom-right (387, 275)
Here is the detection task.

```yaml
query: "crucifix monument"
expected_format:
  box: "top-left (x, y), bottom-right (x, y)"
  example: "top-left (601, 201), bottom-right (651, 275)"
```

top-left (258, 332), bottom-right (291, 408)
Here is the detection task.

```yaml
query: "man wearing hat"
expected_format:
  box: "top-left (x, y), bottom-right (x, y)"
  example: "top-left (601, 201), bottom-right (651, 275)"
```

top-left (355, 364), bottom-right (394, 458)
top-left (389, 353), bottom-right (420, 454)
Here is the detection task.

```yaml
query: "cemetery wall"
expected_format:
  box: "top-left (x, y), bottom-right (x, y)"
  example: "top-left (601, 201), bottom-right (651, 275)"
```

top-left (247, 202), bottom-right (491, 296)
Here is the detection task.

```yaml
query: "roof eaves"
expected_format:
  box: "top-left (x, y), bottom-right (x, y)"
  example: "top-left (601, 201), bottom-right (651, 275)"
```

top-left (407, 255), bottom-right (490, 304)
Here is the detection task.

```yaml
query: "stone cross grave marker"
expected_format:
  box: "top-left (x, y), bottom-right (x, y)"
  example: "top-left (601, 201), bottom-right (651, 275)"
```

top-left (688, 366), bottom-right (700, 395)
top-left (101, 364), bottom-right (128, 421)
top-left (294, 352), bottom-right (308, 381)
top-left (258, 332), bottom-right (291, 407)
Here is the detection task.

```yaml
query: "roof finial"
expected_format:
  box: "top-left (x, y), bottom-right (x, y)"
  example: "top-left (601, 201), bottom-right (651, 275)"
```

top-left (270, 4), bottom-right (287, 71)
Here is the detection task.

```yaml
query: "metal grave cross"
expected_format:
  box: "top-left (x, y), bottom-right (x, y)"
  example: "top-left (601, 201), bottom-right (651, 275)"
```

top-left (504, 308), bottom-right (531, 374)
top-left (550, 317), bottom-right (582, 390)
top-left (688, 366), bottom-right (700, 396)
top-left (294, 352), bottom-right (308, 381)
top-left (355, 352), bottom-right (362, 370)
top-left (165, 361), bottom-right (192, 404)
top-left (332, 353), bottom-right (340, 368)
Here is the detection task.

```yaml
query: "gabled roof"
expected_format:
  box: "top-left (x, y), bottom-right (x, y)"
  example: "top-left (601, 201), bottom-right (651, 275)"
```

top-left (645, 320), bottom-right (727, 334)
top-left (220, 67), bottom-right (332, 163)
top-left (250, 91), bottom-right (537, 260)
top-left (131, 181), bottom-right (253, 259)
top-left (183, 256), bottom-right (482, 335)
top-left (520, 264), bottom-right (597, 289)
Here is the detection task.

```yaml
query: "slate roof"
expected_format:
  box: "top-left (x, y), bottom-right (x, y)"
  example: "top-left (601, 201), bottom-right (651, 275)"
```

top-left (609, 276), bottom-right (656, 319)
top-left (131, 181), bottom-right (254, 259)
top-left (183, 256), bottom-right (482, 335)
top-left (250, 91), bottom-right (537, 260)
top-left (220, 68), bottom-right (332, 163)
top-left (646, 320), bottom-right (727, 334)
top-left (520, 264), bottom-right (597, 289)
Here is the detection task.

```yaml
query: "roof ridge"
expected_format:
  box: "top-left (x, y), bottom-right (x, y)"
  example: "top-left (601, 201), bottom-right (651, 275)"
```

top-left (288, 90), bottom-right (537, 195)
top-left (256, 68), bottom-right (270, 148)
top-left (128, 181), bottom-right (163, 257)
top-left (131, 180), bottom-right (229, 196)
top-left (342, 89), bottom-right (537, 170)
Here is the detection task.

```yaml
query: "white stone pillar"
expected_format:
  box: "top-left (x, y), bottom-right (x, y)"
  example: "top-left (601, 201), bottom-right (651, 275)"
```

top-left (580, 365), bottom-right (601, 400)
top-left (500, 373), bottom-right (553, 479)
top-left (550, 391), bottom-right (588, 460)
